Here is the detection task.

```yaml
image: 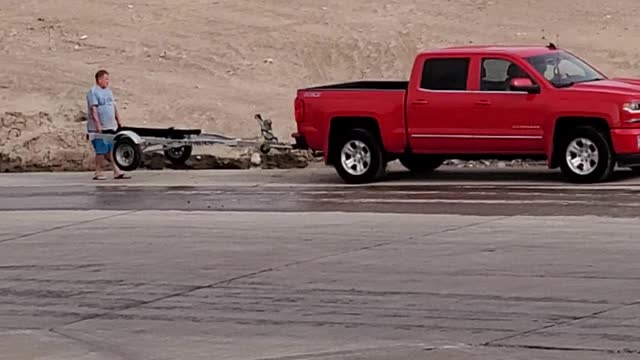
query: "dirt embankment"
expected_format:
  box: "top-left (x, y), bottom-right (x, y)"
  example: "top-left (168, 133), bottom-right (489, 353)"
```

top-left (1, 0), bottom-right (640, 171)
top-left (0, 109), bottom-right (316, 172)
top-left (0, 109), bottom-right (91, 172)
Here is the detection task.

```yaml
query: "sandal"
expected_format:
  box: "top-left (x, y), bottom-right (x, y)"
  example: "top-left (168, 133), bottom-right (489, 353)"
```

top-left (114, 174), bottom-right (131, 180)
top-left (93, 175), bottom-right (107, 181)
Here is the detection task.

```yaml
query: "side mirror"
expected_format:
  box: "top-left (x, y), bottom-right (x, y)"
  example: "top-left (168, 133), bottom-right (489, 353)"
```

top-left (510, 78), bottom-right (540, 94)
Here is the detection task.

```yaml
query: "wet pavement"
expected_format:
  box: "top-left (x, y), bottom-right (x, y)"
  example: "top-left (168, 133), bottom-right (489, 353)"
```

top-left (1, 166), bottom-right (640, 359)
top-left (3, 166), bottom-right (640, 217)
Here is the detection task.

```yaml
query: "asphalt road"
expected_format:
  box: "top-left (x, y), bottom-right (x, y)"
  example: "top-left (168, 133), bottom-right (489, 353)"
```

top-left (1, 166), bottom-right (640, 359)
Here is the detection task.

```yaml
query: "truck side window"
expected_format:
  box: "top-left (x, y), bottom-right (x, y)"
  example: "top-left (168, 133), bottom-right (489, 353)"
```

top-left (421, 58), bottom-right (469, 91)
top-left (481, 58), bottom-right (533, 91)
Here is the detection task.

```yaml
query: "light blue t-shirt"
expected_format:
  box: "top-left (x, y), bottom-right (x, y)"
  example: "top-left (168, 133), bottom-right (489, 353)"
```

top-left (86, 85), bottom-right (117, 132)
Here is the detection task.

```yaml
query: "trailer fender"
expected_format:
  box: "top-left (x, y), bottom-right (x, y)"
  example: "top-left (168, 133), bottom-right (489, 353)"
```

top-left (114, 130), bottom-right (144, 145)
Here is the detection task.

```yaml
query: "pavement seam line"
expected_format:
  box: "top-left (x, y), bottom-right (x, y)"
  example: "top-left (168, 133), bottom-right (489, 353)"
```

top-left (250, 343), bottom-right (432, 360)
top-left (484, 343), bottom-right (640, 355)
top-left (0, 210), bottom-right (139, 245)
top-left (52, 267), bottom-right (278, 330)
top-left (483, 300), bottom-right (640, 347)
top-left (52, 215), bottom-right (511, 331)
top-left (50, 328), bottom-right (134, 360)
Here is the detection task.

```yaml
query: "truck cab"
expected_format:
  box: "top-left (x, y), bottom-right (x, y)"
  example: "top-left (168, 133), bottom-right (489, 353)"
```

top-left (292, 44), bottom-right (640, 184)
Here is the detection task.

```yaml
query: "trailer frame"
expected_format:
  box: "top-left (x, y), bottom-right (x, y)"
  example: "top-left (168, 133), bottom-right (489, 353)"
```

top-left (88, 114), bottom-right (294, 171)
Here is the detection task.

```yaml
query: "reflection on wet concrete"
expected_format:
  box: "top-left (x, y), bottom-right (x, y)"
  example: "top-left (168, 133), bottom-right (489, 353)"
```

top-left (3, 183), bottom-right (640, 217)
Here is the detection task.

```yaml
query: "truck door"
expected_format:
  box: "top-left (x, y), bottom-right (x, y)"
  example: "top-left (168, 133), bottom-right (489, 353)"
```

top-left (472, 56), bottom-right (547, 153)
top-left (406, 56), bottom-right (483, 153)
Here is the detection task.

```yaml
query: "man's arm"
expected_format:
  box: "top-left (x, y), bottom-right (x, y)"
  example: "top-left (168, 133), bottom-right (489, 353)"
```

top-left (114, 104), bottom-right (121, 128)
top-left (91, 106), bottom-right (102, 133)
top-left (88, 90), bottom-right (102, 132)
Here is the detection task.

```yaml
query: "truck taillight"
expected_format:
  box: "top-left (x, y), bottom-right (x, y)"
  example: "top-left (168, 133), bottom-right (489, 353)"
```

top-left (294, 98), bottom-right (305, 123)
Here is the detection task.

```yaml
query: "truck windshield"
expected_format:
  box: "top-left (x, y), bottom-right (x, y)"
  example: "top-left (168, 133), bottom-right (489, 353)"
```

top-left (525, 51), bottom-right (606, 88)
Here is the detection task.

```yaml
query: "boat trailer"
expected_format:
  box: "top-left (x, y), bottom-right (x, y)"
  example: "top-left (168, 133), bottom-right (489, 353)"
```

top-left (88, 114), bottom-right (296, 171)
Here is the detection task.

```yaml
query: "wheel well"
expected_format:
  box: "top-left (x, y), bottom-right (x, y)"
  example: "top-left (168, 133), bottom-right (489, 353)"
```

top-left (550, 117), bottom-right (611, 168)
top-left (327, 117), bottom-right (383, 164)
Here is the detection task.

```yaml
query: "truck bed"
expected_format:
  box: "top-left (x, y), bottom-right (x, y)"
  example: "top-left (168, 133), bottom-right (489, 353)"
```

top-left (303, 81), bottom-right (408, 91)
top-left (295, 83), bottom-right (408, 155)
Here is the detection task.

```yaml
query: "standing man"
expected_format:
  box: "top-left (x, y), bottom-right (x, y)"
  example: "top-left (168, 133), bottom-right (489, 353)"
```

top-left (87, 69), bottom-right (130, 180)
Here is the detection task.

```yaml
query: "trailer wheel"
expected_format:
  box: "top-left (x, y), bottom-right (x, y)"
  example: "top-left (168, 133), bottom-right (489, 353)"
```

top-left (113, 136), bottom-right (142, 172)
top-left (259, 143), bottom-right (271, 154)
top-left (333, 128), bottom-right (386, 184)
top-left (164, 145), bottom-right (192, 165)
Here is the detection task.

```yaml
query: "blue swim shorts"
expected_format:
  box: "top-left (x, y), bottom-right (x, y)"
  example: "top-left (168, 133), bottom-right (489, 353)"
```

top-left (91, 139), bottom-right (113, 155)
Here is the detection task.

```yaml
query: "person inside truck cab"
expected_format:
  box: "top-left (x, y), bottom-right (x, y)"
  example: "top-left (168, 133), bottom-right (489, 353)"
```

top-left (505, 63), bottom-right (535, 90)
top-left (481, 61), bottom-right (533, 91)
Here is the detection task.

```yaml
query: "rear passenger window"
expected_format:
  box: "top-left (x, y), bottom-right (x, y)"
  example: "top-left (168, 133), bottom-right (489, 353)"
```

top-left (421, 58), bottom-right (470, 91)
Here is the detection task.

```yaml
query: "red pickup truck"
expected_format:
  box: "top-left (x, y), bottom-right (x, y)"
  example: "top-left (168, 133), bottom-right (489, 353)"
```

top-left (291, 44), bottom-right (640, 183)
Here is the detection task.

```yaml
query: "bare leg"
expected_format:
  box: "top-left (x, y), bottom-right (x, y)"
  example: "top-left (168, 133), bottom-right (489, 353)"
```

top-left (95, 155), bottom-right (105, 178)
top-left (105, 152), bottom-right (123, 177)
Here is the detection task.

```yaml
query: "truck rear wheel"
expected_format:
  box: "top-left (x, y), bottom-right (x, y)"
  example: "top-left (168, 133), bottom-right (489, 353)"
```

top-left (333, 128), bottom-right (386, 184)
top-left (559, 126), bottom-right (614, 183)
top-left (399, 155), bottom-right (444, 174)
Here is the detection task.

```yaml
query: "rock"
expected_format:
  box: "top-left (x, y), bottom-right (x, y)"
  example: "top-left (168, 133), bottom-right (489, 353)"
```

top-left (264, 58), bottom-right (274, 64)
top-left (190, 155), bottom-right (251, 170)
top-left (250, 152), bottom-right (262, 166)
top-left (497, 161), bottom-right (507, 168)
top-left (142, 153), bottom-right (166, 170)
top-left (79, 35), bottom-right (88, 40)
top-left (444, 159), bottom-right (465, 166)
top-left (261, 151), bottom-right (308, 169)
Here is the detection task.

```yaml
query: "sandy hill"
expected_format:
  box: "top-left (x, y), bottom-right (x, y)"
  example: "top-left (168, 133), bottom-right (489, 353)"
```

top-left (1, 0), bottom-right (639, 170)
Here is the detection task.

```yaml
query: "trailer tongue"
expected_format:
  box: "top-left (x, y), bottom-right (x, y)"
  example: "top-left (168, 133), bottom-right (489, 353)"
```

top-left (88, 114), bottom-right (294, 171)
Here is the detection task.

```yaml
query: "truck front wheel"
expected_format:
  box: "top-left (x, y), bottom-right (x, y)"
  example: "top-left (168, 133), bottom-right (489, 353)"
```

top-left (559, 126), bottom-right (614, 183)
top-left (333, 128), bottom-right (386, 184)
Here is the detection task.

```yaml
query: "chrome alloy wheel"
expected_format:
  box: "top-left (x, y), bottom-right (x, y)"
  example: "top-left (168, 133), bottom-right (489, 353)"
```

top-left (341, 140), bottom-right (371, 176)
top-left (565, 137), bottom-right (599, 175)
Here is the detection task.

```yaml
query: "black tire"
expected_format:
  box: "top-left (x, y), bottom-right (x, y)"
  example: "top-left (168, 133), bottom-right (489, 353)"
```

top-left (559, 126), bottom-right (614, 183)
top-left (399, 155), bottom-right (444, 174)
top-left (333, 128), bottom-right (386, 184)
top-left (259, 143), bottom-right (271, 154)
top-left (112, 136), bottom-right (142, 172)
top-left (164, 145), bottom-right (192, 165)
